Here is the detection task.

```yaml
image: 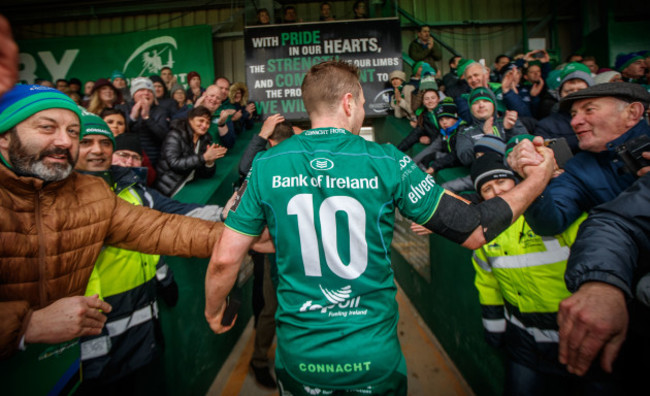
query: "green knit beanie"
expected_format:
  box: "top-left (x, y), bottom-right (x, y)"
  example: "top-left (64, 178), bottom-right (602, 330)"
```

top-left (469, 87), bottom-right (497, 108)
top-left (79, 107), bottom-right (115, 148)
top-left (456, 58), bottom-right (478, 78)
top-left (0, 85), bottom-right (82, 134)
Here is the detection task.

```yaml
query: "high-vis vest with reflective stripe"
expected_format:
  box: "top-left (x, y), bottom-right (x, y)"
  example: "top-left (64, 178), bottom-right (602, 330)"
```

top-left (472, 213), bottom-right (587, 343)
top-left (81, 185), bottom-right (162, 380)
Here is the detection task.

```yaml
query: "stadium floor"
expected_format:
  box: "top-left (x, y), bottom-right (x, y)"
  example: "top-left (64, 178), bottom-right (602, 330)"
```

top-left (206, 284), bottom-right (473, 396)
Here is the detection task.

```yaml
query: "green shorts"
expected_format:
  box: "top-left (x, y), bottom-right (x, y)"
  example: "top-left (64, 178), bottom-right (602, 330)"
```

top-left (276, 355), bottom-right (407, 396)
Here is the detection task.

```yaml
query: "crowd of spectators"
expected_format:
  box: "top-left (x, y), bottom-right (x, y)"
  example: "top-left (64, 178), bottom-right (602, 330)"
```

top-left (397, 37), bottom-right (650, 394)
top-left (3, 8), bottom-right (650, 394)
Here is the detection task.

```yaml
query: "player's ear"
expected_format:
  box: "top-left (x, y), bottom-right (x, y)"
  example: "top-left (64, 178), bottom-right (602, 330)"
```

top-left (342, 93), bottom-right (353, 117)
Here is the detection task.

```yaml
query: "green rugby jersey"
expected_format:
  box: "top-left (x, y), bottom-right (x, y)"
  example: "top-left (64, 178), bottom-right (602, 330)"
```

top-left (226, 127), bottom-right (444, 388)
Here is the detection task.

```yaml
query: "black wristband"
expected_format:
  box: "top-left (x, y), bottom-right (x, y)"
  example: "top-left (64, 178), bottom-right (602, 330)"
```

top-left (476, 196), bottom-right (513, 242)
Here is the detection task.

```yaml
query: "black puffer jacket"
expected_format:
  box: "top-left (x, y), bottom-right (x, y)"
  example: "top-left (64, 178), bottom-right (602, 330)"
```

top-left (566, 173), bottom-right (650, 299)
top-left (154, 118), bottom-right (216, 196)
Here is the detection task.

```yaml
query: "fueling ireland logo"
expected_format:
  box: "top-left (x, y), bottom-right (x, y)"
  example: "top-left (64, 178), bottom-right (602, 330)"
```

top-left (299, 285), bottom-right (366, 317)
top-left (123, 36), bottom-right (177, 77)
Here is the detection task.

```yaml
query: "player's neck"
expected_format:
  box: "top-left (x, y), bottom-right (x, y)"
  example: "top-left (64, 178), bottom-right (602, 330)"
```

top-left (310, 115), bottom-right (352, 132)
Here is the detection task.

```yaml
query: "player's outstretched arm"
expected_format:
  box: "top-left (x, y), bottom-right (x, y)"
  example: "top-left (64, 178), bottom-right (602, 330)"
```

top-left (425, 146), bottom-right (555, 250)
top-left (205, 228), bottom-right (255, 334)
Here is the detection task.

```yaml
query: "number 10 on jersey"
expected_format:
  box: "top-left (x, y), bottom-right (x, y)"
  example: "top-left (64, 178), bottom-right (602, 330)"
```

top-left (287, 194), bottom-right (369, 280)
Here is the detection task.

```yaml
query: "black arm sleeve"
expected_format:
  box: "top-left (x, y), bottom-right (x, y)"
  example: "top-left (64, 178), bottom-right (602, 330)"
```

top-left (423, 194), bottom-right (513, 244)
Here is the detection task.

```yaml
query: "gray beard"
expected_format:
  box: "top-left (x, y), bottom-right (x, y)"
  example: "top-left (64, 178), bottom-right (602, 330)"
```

top-left (26, 160), bottom-right (73, 182)
top-left (8, 132), bottom-right (74, 182)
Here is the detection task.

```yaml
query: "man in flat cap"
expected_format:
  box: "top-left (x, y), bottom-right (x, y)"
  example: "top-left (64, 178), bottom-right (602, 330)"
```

top-left (508, 82), bottom-right (650, 236)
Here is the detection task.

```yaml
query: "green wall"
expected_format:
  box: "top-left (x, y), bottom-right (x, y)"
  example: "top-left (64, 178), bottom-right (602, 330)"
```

top-left (157, 127), bottom-right (259, 395)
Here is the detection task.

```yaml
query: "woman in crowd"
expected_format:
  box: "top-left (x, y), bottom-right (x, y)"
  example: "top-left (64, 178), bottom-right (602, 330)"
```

top-left (388, 70), bottom-right (415, 120)
top-left (169, 83), bottom-right (192, 120)
top-left (100, 107), bottom-right (127, 137)
top-left (154, 106), bottom-right (228, 196)
top-left (87, 78), bottom-right (123, 115)
top-left (396, 81), bottom-right (440, 152)
top-left (228, 82), bottom-right (256, 133)
top-left (101, 107), bottom-right (158, 185)
top-left (186, 71), bottom-right (205, 103)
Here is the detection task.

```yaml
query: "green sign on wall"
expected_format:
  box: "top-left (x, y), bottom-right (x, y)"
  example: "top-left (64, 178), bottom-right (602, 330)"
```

top-left (17, 25), bottom-right (215, 88)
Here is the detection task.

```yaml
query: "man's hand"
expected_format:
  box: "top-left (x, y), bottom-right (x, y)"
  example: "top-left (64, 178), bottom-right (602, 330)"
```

top-left (637, 152), bottom-right (650, 177)
top-left (482, 117), bottom-right (494, 135)
top-left (259, 113), bottom-right (284, 140)
top-left (231, 110), bottom-right (243, 122)
top-left (503, 110), bottom-right (518, 130)
top-left (251, 228), bottom-right (275, 254)
top-left (419, 136), bottom-right (431, 145)
top-left (194, 93), bottom-right (207, 108)
top-left (245, 102), bottom-right (256, 114)
top-left (530, 78), bottom-right (545, 97)
top-left (427, 36), bottom-right (434, 49)
top-left (219, 109), bottom-right (236, 124)
top-left (24, 295), bottom-right (112, 344)
top-left (410, 222), bottom-right (433, 236)
top-left (205, 229), bottom-right (254, 334)
top-left (507, 136), bottom-right (545, 177)
top-left (140, 101), bottom-right (151, 120)
top-left (205, 298), bottom-right (237, 334)
top-left (130, 101), bottom-right (142, 120)
top-left (0, 15), bottom-right (18, 97)
top-left (501, 71), bottom-right (514, 94)
top-left (557, 282), bottom-right (628, 376)
top-left (520, 140), bottom-right (555, 183)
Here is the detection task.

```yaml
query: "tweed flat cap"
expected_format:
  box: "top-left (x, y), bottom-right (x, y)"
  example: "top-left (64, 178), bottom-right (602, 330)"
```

top-left (559, 82), bottom-right (650, 112)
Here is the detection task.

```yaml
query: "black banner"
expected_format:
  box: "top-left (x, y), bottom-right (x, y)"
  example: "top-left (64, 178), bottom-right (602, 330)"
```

top-left (244, 18), bottom-right (402, 121)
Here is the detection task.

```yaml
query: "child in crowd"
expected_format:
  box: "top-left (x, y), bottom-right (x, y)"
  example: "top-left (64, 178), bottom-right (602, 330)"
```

top-left (412, 98), bottom-right (467, 174)
top-left (454, 87), bottom-right (527, 168)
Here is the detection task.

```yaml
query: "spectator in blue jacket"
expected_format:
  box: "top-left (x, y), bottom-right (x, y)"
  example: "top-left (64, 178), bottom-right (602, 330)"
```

top-left (507, 82), bottom-right (650, 236)
top-left (560, 173), bottom-right (650, 394)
